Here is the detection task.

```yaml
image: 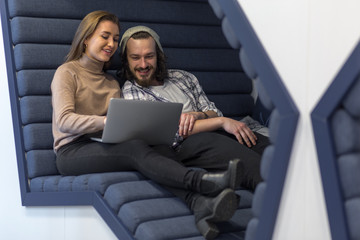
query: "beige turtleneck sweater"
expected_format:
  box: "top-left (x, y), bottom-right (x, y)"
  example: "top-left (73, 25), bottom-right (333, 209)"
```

top-left (51, 54), bottom-right (120, 152)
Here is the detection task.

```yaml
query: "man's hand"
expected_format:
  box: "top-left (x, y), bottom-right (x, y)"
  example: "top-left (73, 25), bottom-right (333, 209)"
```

top-left (178, 112), bottom-right (203, 136)
top-left (221, 118), bottom-right (257, 147)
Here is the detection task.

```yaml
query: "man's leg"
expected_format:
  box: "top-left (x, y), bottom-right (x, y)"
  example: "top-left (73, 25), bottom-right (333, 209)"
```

top-left (214, 129), bottom-right (270, 155)
top-left (174, 132), bottom-right (262, 191)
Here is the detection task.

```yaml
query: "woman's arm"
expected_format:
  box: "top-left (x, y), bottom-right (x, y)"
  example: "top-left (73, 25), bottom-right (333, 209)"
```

top-left (51, 67), bottom-right (105, 135)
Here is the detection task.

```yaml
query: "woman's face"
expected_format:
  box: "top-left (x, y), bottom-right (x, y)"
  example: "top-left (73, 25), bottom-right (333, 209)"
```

top-left (84, 20), bottom-right (120, 63)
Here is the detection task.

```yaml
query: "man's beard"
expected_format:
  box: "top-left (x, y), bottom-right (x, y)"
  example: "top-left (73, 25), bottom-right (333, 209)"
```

top-left (127, 66), bottom-right (156, 88)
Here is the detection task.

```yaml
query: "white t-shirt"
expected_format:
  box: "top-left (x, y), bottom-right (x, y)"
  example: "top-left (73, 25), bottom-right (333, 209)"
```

top-left (149, 81), bottom-right (193, 113)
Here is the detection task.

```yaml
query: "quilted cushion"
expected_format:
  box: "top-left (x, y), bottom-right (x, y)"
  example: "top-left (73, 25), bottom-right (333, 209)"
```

top-left (331, 109), bottom-right (360, 155)
top-left (30, 172), bottom-right (145, 195)
top-left (345, 198), bottom-right (360, 240)
top-left (343, 75), bottom-right (360, 117)
top-left (338, 153), bottom-right (360, 199)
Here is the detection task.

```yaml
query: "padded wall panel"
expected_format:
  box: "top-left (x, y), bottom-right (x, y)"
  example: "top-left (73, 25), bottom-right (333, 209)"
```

top-left (8, 0), bottom-right (220, 26)
top-left (194, 71), bottom-right (252, 94)
top-left (208, 94), bottom-right (254, 117)
top-left (14, 44), bottom-right (242, 72)
top-left (11, 17), bottom-right (79, 45)
top-left (12, 17), bottom-right (229, 48)
top-left (17, 70), bottom-right (54, 96)
top-left (14, 44), bottom-right (69, 70)
top-left (20, 96), bottom-right (52, 124)
top-left (166, 48), bottom-right (242, 71)
top-left (23, 123), bottom-right (53, 151)
top-left (27, 150), bottom-right (58, 178)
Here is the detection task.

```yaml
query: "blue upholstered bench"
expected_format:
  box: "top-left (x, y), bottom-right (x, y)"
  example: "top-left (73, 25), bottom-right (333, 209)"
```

top-left (1, 0), bottom-right (278, 239)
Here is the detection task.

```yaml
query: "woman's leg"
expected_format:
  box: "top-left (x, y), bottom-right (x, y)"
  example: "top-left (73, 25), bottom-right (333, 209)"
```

top-left (56, 137), bottom-right (195, 189)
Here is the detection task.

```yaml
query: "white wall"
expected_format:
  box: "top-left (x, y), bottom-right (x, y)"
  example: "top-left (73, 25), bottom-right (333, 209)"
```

top-left (1, 0), bottom-right (360, 239)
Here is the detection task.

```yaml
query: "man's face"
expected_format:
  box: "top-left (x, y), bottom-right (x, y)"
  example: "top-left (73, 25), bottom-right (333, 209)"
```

top-left (126, 37), bottom-right (158, 87)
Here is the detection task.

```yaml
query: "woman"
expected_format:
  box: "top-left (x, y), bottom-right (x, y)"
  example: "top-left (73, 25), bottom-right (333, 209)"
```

top-left (51, 10), bottom-right (241, 239)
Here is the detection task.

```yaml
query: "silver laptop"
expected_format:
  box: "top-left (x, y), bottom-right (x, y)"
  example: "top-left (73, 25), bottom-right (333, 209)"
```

top-left (91, 98), bottom-right (183, 145)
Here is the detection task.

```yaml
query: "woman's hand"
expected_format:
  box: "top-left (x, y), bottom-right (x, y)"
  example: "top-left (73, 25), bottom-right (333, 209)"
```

top-left (221, 118), bottom-right (257, 147)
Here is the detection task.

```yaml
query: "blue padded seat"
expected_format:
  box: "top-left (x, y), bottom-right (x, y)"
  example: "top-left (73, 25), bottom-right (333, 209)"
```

top-left (30, 172), bottom-right (145, 194)
top-left (119, 197), bottom-right (192, 233)
top-left (1, 0), bottom-right (259, 239)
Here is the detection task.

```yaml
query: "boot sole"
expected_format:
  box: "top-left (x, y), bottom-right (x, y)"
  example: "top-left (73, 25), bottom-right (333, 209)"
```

top-left (196, 219), bottom-right (219, 240)
top-left (207, 188), bottom-right (238, 222)
top-left (196, 189), bottom-right (238, 239)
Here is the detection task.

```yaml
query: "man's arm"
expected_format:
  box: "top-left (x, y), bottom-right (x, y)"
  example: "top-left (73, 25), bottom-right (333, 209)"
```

top-left (178, 110), bottom-right (217, 136)
top-left (173, 70), bottom-right (223, 135)
top-left (182, 116), bottom-right (258, 147)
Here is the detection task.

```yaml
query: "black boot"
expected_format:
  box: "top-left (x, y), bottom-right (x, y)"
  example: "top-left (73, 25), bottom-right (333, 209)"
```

top-left (200, 159), bottom-right (244, 196)
top-left (191, 188), bottom-right (239, 240)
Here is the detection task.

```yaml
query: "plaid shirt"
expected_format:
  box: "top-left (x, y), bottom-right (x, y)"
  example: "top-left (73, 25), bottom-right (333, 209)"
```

top-left (122, 69), bottom-right (223, 147)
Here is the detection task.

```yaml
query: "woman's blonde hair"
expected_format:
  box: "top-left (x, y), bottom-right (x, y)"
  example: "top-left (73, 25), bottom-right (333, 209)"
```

top-left (65, 10), bottom-right (120, 66)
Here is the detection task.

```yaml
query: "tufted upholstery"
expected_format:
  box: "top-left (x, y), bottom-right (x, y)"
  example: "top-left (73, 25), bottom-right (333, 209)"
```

top-left (330, 76), bottom-right (360, 240)
top-left (236, 47), bottom-right (278, 240)
top-left (207, 2), bottom-right (277, 240)
top-left (208, 2), bottom-right (300, 240)
top-left (1, 0), bottom-right (262, 239)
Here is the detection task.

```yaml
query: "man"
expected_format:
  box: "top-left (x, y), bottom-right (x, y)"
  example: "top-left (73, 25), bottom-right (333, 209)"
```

top-left (118, 26), bottom-right (268, 239)
top-left (119, 26), bottom-right (269, 153)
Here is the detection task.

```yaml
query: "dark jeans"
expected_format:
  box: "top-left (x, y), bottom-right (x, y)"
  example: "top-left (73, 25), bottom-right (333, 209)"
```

top-left (214, 129), bottom-right (270, 156)
top-left (56, 137), bottom-right (201, 190)
top-left (153, 132), bottom-right (263, 190)
top-left (56, 132), bottom-right (264, 207)
top-left (152, 131), bottom-right (264, 207)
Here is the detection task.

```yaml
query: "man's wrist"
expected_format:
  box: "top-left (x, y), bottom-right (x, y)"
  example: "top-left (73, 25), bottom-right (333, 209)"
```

top-left (202, 111), bottom-right (209, 119)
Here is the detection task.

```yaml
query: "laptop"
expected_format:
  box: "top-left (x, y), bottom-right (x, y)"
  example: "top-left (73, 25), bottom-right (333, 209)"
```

top-left (91, 98), bottom-right (183, 145)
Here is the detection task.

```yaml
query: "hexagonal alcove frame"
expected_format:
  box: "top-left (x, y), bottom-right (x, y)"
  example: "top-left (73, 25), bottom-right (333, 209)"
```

top-left (311, 42), bottom-right (360, 240)
top-left (213, 1), bottom-right (299, 240)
